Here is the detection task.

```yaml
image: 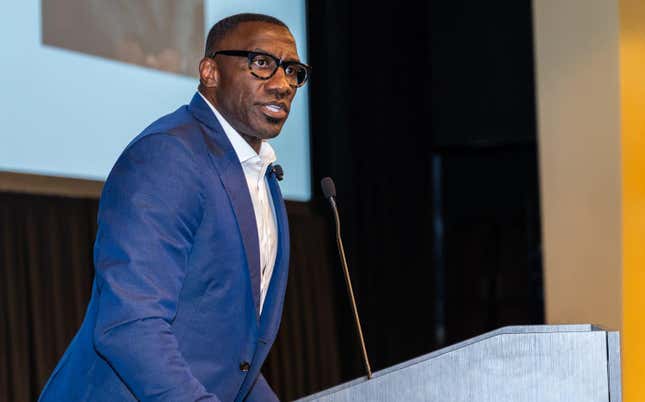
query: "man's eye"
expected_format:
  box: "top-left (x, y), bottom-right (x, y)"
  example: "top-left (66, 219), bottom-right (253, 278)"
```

top-left (252, 57), bottom-right (273, 69)
top-left (285, 65), bottom-right (304, 77)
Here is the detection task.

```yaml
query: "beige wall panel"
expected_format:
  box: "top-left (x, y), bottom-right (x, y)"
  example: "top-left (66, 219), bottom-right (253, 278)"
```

top-left (533, 0), bottom-right (622, 330)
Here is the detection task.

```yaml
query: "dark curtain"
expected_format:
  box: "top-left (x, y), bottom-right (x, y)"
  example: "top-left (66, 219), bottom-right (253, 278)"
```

top-left (0, 193), bottom-right (96, 402)
top-left (0, 194), bottom-right (342, 401)
top-left (307, 0), bottom-right (543, 383)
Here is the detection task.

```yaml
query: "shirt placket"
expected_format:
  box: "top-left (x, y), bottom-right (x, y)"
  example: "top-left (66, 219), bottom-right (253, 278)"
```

top-left (257, 160), bottom-right (270, 283)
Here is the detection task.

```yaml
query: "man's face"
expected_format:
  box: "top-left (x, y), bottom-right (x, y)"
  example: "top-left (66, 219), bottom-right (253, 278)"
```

top-left (207, 22), bottom-right (300, 140)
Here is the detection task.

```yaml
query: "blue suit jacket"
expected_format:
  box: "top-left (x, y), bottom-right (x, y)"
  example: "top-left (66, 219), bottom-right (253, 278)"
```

top-left (38, 93), bottom-right (290, 402)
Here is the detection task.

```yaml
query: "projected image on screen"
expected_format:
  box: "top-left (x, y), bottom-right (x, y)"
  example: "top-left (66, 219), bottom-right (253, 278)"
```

top-left (2, 1), bottom-right (310, 200)
top-left (41, 0), bottom-right (204, 77)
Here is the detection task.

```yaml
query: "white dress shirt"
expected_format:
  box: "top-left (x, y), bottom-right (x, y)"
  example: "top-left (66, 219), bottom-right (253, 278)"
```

top-left (199, 93), bottom-right (278, 315)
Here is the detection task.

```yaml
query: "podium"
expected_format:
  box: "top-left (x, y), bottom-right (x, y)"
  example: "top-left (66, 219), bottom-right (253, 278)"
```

top-left (296, 325), bottom-right (621, 402)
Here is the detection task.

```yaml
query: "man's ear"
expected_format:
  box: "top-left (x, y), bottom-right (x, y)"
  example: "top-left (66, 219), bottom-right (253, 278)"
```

top-left (199, 57), bottom-right (219, 88)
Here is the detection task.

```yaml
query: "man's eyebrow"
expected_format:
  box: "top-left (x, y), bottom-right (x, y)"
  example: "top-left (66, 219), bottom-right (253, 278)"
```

top-left (252, 48), bottom-right (300, 63)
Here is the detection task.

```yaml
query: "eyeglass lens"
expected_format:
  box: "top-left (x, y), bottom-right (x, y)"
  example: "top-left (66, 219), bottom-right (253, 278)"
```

top-left (249, 54), bottom-right (308, 86)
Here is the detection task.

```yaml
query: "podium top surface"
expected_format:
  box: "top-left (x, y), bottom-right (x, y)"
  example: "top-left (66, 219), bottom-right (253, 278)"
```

top-left (297, 324), bottom-right (619, 402)
top-left (351, 325), bottom-right (605, 383)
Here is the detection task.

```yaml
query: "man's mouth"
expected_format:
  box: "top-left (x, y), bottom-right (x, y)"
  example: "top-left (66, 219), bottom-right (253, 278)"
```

top-left (260, 102), bottom-right (289, 120)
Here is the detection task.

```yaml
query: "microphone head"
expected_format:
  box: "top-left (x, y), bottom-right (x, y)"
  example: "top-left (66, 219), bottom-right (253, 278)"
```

top-left (320, 177), bottom-right (336, 199)
top-left (272, 164), bottom-right (284, 181)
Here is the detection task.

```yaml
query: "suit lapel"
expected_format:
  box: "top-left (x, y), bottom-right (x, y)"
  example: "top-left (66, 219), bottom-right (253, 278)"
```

top-left (188, 93), bottom-right (262, 316)
top-left (216, 162), bottom-right (262, 317)
top-left (238, 168), bottom-right (291, 400)
top-left (258, 169), bottom-right (290, 340)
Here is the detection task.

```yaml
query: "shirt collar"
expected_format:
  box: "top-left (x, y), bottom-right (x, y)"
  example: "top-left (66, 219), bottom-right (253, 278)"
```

top-left (198, 92), bottom-right (276, 166)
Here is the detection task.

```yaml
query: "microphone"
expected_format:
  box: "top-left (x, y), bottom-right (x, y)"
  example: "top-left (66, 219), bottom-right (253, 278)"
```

top-left (320, 177), bottom-right (373, 379)
top-left (320, 176), bottom-right (336, 199)
top-left (271, 164), bottom-right (284, 181)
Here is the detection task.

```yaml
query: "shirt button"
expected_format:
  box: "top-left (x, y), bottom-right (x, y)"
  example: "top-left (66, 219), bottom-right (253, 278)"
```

top-left (239, 361), bottom-right (251, 372)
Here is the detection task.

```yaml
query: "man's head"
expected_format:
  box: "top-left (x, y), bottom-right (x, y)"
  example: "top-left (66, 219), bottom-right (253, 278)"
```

top-left (199, 14), bottom-right (307, 145)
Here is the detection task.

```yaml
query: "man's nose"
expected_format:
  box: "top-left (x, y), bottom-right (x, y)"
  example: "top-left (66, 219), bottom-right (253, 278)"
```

top-left (265, 66), bottom-right (293, 97)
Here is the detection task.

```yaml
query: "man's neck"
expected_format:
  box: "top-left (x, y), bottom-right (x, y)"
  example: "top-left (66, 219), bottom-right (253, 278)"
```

top-left (241, 134), bottom-right (262, 154)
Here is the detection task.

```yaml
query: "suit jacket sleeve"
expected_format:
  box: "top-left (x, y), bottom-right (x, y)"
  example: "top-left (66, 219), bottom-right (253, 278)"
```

top-left (92, 133), bottom-right (220, 402)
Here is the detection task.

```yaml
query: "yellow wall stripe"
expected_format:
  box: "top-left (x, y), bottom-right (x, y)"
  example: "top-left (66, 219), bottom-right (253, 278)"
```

top-left (620, 0), bottom-right (645, 399)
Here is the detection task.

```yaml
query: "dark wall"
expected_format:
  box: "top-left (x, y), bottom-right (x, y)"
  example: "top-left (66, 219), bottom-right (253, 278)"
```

top-left (308, 0), bottom-right (436, 380)
top-left (430, 1), bottom-right (537, 147)
top-left (307, 0), bottom-right (543, 384)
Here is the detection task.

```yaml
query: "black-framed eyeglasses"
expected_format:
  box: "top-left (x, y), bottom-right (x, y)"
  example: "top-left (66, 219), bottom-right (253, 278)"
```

top-left (208, 50), bottom-right (311, 88)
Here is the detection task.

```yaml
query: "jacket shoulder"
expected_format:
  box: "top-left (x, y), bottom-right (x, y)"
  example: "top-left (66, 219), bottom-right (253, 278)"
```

top-left (125, 105), bottom-right (207, 154)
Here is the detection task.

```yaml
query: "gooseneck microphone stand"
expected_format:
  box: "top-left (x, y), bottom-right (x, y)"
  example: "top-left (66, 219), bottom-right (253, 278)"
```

top-left (321, 177), bottom-right (372, 379)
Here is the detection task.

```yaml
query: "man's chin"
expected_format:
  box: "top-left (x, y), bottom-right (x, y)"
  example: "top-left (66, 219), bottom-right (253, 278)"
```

top-left (246, 128), bottom-right (281, 141)
top-left (258, 120), bottom-right (285, 139)
top-left (261, 130), bottom-right (282, 140)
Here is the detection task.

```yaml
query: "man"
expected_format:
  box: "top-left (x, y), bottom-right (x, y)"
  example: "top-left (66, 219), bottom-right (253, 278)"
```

top-left (38, 13), bottom-right (310, 402)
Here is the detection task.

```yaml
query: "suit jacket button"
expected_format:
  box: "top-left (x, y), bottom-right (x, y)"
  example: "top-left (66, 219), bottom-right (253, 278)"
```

top-left (239, 361), bottom-right (251, 372)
